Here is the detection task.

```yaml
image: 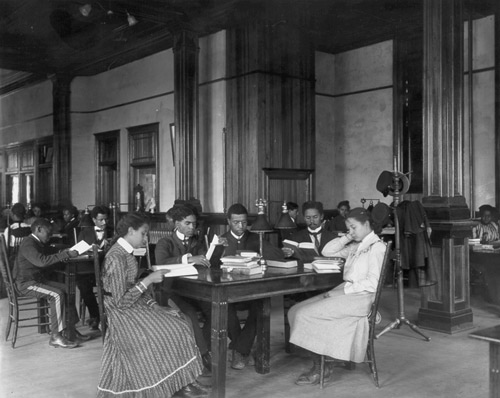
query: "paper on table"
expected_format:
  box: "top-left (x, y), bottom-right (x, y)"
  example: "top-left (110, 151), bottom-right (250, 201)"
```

top-left (152, 263), bottom-right (198, 277)
top-left (70, 240), bottom-right (92, 255)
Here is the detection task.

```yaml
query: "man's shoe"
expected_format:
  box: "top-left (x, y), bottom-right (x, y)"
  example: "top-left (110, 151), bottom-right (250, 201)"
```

top-left (173, 382), bottom-right (208, 397)
top-left (49, 334), bottom-right (79, 349)
top-left (75, 329), bottom-right (92, 342)
top-left (231, 350), bottom-right (247, 370)
top-left (87, 317), bottom-right (100, 330)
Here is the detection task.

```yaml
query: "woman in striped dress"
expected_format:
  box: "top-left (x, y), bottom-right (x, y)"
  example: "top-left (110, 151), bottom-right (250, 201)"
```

top-left (97, 213), bottom-right (207, 398)
top-left (473, 205), bottom-right (499, 244)
top-left (288, 208), bottom-right (386, 386)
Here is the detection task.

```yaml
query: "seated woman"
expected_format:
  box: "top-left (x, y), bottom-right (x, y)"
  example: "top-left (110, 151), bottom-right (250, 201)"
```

top-left (97, 212), bottom-right (208, 398)
top-left (288, 207), bottom-right (386, 385)
top-left (473, 204), bottom-right (499, 244)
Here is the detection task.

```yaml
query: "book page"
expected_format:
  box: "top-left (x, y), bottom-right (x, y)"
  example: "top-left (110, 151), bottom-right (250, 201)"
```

top-left (152, 263), bottom-right (199, 277)
top-left (70, 240), bottom-right (92, 255)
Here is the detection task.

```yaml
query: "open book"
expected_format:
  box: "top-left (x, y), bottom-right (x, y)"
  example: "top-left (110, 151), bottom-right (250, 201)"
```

top-left (70, 240), bottom-right (92, 255)
top-left (205, 234), bottom-right (226, 268)
top-left (282, 239), bottom-right (319, 262)
top-left (152, 263), bottom-right (199, 277)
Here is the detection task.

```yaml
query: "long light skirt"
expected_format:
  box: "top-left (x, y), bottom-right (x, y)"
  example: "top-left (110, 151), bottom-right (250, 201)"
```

top-left (289, 283), bottom-right (374, 363)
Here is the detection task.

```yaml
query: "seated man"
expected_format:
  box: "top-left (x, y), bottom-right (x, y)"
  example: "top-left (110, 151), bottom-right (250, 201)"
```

top-left (155, 205), bottom-right (213, 373)
top-left (77, 205), bottom-right (111, 330)
top-left (284, 201), bottom-right (337, 257)
top-left (62, 205), bottom-right (80, 246)
top-left (222, 203), bottom-right (284, 370)
top-left (13, 218), bottom-right (90, 348)
top-left (4, 203), bottom-right (31, 251)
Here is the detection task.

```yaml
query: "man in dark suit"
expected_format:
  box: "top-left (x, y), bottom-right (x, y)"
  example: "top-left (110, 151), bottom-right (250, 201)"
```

top-left (13, 218), bottom-right (90, 348)
top-left (62, 205), bottom-right (80, 246)
top-left (155, 205), bottom-right (213, 374)
top-left (284, 201), bottom-right (337, 257)
top-left (221, 203), bottom-right (284, 370)
top-left (77, 205), bottom-right (111, 330)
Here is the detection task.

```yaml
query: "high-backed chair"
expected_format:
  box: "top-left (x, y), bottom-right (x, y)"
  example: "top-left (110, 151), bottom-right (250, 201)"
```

top-left (319, 241), bottom-right (393, 389)
top-left (0, 235), bottom-right (51, 348)
top-left (93, 244), bottom-right (107, 342)
top-left (6, 225), bottom-right (32, 265)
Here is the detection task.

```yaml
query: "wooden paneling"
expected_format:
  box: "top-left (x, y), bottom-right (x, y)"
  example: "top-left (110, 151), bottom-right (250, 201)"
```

top-left (225, 21), bottom-right (315, 209)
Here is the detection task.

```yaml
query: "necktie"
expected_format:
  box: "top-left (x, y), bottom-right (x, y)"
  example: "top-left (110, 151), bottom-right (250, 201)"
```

top-left (310, 230), bottom-right (321, 250)
top-left (183, 237), bottom-right (189, 248)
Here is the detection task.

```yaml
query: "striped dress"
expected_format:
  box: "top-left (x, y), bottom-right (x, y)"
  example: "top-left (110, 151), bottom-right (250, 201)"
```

top-left (97, 242), bottom-right (203, 398)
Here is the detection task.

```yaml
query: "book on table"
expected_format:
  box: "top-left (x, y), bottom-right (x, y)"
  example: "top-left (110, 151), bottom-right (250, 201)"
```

top-left (221, 264), bottom-right (263, 275)
top-left (282, 239), bottom-right (319, 262)
top-left (266, 259), bottom-right (298, 268)
top-left (152, 263), bottom-right (199, 277)
top-left (311, 258), bottom-right (343, 274)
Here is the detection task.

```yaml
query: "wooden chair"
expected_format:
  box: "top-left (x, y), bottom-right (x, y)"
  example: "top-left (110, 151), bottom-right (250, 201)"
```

top-left (6, 225), bottom-right (32, 265)
top-left (0, 235), bottom-right (51, 348)
top-left (93, 244), bottom-right (107, 342)
top-left (319, 241), bottom-right (393, 388)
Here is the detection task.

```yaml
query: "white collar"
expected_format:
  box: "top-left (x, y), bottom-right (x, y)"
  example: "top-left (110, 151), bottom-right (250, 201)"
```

top-left (95, 226), bottom-right (104, 232)
top-left (231, 231), bottom-right (244, 241)
top-left (176, 230), bottom-right (187, 241)
top-left (308, 227), bottom-right (322, 234)
top-left (31, 233), bottom-right (41, 242)
top-left (118, 237), bottom-right (134, 254)
top-left (356, 231), bottom-right (379, 252)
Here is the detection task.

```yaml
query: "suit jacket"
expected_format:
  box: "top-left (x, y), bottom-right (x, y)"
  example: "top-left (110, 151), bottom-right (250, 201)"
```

top-left (154, 233), bottom-right (206, 265)
top-left (13, 235), bottom-right (71, 285)
top-left (289, 228), bottom-right (337, 254)
top-left (78, 226), bottom-right (111, 246)
top-left (221, 230), bottom-right (284, 260)
top-left (62, 218), bottom-right (80, 246)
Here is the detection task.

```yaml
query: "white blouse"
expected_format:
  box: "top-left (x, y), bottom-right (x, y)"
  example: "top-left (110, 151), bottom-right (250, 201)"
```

top-left (322, 231), bottom-right (386, 294)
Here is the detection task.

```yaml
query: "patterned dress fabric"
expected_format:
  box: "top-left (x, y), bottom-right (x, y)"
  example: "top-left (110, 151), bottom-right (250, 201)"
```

top-left (97, 243), bottom-right (203, 398)
top-left (473, 222), bottom-right (499, 243)
top-left (289, 232), bottom-right (386, 363)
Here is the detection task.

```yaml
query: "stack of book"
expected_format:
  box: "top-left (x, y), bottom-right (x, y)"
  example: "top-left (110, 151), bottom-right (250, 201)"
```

top-left (220, 255), bottom-right (262, 275)
top-left (311, 258), bottom-right (344, 274)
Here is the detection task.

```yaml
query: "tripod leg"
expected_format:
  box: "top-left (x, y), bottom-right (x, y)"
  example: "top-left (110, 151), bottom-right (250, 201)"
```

top-left (402, 318), bottom-right (431, 341)
top-left (375, 318), bottom-right (401, 339)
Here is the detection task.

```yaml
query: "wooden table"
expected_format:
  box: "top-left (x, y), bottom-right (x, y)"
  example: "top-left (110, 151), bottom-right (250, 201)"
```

top-left (469, 250), bottom-right (500, 305)
top-left (172, 264), bottom-right (343, 398)
top-left (470, 325), bottom-right (500, 398)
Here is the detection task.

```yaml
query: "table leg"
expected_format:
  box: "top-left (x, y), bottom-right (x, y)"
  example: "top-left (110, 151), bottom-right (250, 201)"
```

top-left (65, 262), bottom-right (77, 341)
top-left (211, 287), bottom-right (228, 398)
top-left (490, 342), bottom-right (500, 398)
top-left (255, 297), bottom-right (271, 374)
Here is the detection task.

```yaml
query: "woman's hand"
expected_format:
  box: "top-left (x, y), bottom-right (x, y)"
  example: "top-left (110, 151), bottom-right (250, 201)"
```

top-left (151, 303), bottom-right (181, 317)
top-left (189, 255), bottom-right (211, 267)
top-left (143, 270), bottom-right (167, 286)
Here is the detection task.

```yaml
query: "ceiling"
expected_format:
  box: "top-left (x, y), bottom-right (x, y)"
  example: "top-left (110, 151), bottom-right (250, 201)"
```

top-left (0, 0), bottom-right (495, 94)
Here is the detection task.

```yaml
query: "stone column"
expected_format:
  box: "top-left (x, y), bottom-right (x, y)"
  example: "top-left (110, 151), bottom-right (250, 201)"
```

top-left (173, 30), bottom-right (199, 200)
top-left (418, 0), bottom-right (475, 333)
top-left (52, 74), bottom-right (73, 204)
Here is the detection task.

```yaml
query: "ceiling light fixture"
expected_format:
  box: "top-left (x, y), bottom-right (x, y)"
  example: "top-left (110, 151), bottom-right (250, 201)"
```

top-left (126, 11), bottom-right (138, 26)
top-left (79, 3), bottom-right (92, 17)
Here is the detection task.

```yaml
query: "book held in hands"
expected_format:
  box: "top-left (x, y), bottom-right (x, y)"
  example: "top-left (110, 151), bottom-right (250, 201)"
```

top-left (282, 239), bottom-right (319, 262)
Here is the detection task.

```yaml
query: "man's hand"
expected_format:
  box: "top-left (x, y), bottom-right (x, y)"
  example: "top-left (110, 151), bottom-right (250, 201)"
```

top-left (282, 247), bottom-right (294, 258)
top-left (66, 250), bottom-right (79, 258)
top-left (189, 255), bottom-right (211, 267)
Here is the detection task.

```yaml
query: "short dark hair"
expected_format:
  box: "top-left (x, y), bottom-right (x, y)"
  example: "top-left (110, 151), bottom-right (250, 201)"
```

top-left (167, 205), bottom-right (196, 222)
top-left (31, 217), bottom-right (52, 233)
top-left (227, 203), bottom-right (248, 219)
top-left (302, 201), bottom-right (324, 215)
top-left (286, 202), bottom-right (299, 211)
top-left (63, 205), bottom-right (79, 218)
top-left (90, 205), bottom-right (110, 219)
top-left (337, 200), bottom-right (350, 210)
top-left (11, 203), bottom-right (26, 219)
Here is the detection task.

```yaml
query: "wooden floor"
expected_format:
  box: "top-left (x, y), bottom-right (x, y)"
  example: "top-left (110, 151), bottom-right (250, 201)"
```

top-left (0, 288), bottom-right (495, 398)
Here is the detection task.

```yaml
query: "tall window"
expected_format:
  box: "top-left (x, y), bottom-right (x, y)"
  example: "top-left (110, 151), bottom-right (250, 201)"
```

top-left (128, 123), bottom-right (159, 213)
top-left (95, 131), bottom-right (119, 207)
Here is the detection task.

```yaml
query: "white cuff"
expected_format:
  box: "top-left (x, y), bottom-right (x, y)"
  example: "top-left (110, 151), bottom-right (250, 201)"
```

top-left (182, 253), bottom-right (192, 264)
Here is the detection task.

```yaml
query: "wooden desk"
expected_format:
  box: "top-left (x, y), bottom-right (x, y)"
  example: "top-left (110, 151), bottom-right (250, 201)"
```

top-left (469, 250), bottom-right (500, 304)
top-left (56, 254), bottom-right (96, 341)
top-left (470, 325), bottom-right (500, 398)
top-left (172, 265), bottom-right (343, 398)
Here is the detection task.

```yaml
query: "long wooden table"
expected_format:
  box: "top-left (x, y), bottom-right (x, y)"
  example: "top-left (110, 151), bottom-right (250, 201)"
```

top-left (172, 265), bottom-right (343, 398)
